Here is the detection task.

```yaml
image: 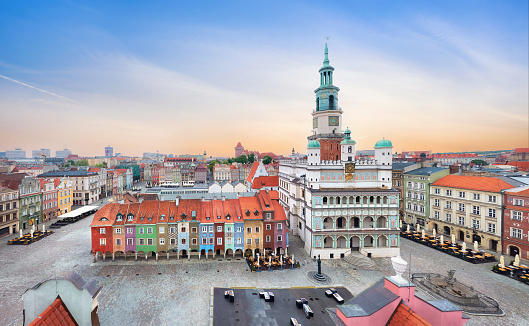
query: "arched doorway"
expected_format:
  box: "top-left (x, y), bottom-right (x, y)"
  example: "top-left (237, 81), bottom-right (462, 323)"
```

top-left (378, 235), bottom-right (388, 247)
top-left (376, 216), bottom-right (387, 228)
top-left (363, 216), bottom-right (374, 228)
top-left (509, 245), bottom-right (520, 257)
top-left (323, 217), bottom-right (333, 229)
top-left (350, 217), bottom-right (360, 228)
top-left (336, 217), bottom-right (345, 229)
top-left (336, 236), bottom-right (347, 248)
top-left (472, 233), bottom-right (481, 245)
top-left (364, 235), bottom-right (374, 247)
top-left (458, 231), bottom-right (465, 241)
top-left (350, 236), bottom-right (360, 251)
top-left (443, 226), bottom-right (450, 235)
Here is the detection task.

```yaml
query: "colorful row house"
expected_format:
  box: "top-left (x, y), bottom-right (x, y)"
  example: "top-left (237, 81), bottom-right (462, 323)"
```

top-left (90, 190), bottom-right (288, 261)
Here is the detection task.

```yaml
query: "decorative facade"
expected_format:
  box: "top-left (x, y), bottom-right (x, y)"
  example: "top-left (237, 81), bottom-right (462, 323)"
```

top-left (503, 186), bottom-right (529, 259)
top-left (279, 44), bottom-right (400, 259)
top-left (90, 190), bottom-right (288, 261)
top-left (0, 187), bottom-right (19, 236)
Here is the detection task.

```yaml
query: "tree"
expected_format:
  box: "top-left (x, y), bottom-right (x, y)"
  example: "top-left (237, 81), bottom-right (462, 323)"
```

top-left (233, 155), bottom-right (248, 164)
top-left (75, 159), bottom-right (89, 166)
top-left (208, 160), bottom-right (220, 172)
top-left (248, 153), bottom-right (255, 164)
top-left (419, 153), bottom-right (427, 158)
top-left (262, 155), bottom-right (272, 165)
top-left (63, 163), bottom-right (70, 167)
top-left (95, 162), bottom-right (107, 168)
top-left (68, 160), bottom-right (75, 165)
top-left (471, 159), bottom-right (487, 166)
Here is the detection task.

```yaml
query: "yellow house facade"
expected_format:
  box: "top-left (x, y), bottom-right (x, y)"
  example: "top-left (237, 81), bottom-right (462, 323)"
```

top-left (57, 177), bottom-right (73, 215)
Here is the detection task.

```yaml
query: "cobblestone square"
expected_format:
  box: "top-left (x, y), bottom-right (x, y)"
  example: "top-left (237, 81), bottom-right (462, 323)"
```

top-left (1, 208), bottom-right (528, 325)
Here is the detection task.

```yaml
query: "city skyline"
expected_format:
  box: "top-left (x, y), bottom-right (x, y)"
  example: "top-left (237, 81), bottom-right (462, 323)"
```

top-left (1, 1), bottom-right (527, 157)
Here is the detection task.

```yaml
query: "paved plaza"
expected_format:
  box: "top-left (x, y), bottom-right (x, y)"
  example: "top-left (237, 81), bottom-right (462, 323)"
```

top-left (1, 202), bottom-right (529, 325)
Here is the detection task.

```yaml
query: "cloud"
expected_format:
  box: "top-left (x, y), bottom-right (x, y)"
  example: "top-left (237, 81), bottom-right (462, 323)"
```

top-left (0, 74), bottom-right (81, 104)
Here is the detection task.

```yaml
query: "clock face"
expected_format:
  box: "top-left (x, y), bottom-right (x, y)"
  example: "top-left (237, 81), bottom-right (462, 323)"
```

top-left (313, 118), bottom-right (318, 129)
top-left (322, 94), bottom-right (326, 98)
top-left (329, 116), bottom-right (339, 126)
top-left (345, 163), bottom-right (355, 173)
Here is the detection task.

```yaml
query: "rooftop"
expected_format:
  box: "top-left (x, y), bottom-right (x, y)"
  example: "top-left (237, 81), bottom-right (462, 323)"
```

top-left (432, 175), bottom-right (516, 192)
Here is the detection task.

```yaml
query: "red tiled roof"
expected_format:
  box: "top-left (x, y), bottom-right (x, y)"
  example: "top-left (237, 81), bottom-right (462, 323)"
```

top-left (387, 300), bottom-right (431, 326)
top-left (506, 161), bottom-right (529, 172)
top-left (432, 175), bottom-right (515, 193)
top-left (505, 186), bottom-right (529, 197)
top-left (246, 162), bottom-right (259, 183)
top-left (91, 204), bottom-right (118, 226)
top-left (236, 142), bottom-right (242, 147)
top-left (515, 148), bottom-right (529, 153)
top-left (239, 196), bottom-right (261, 219)
top-left (28, 296), bottom-right (77, 326)
top-left (88, 167), bottom-right (101, 172)
top-left (269, 190), bottom-right (279, 200)
top-left (251, 176), bottom-right (279, 189)
top-left (272, 200), bottom-right (287, 221)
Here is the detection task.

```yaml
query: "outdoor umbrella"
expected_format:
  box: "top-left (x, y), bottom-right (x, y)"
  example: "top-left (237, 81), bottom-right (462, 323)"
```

top-left (451, 234), bottom-right (456, 244)
top-left (499, 255), bottom-right (505, 268)
top-left (440, 235), bottom-right (444, 244)
top-left (407, 224), bottom-right (410, 232)
top-left (462, 242), bottom-right (466, 253)
top-left (514, 254), bottom-right (520, 267)
top-left (421, 229), bottom-right (425, 239)
top-left (269, 255), bottom-right (271, 266)
top-left (433, 228), bottom-right (436, 238)
top-left (473, 241), bottom-right (479, 252)
top-left (19, 229), bottom-right (22, 238)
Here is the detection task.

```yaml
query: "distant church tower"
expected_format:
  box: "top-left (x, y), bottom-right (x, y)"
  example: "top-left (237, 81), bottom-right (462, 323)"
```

top-left (235, 142), bottom-right (244, 157)
top-left (310, 43), bottom-right (343, 162)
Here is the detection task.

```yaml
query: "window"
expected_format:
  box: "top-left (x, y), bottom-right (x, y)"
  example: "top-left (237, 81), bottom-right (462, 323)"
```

top-left (247, 238), bottom-right (252, 245)
top-left (139, 239), bottom-right (145, 245)
top-left (255, 238), bottom-right (260, 245)
top-left (514, 199), bottom-right (524, 206)
top-left (209, 237), bottom-right (214, 244)
top-left (202, 226), bottom-right (207, 232)
top-left (116, 238), bottom-right (122, 245)
top-left (237, 238), bottom-right (242, 244)
top-left (170, 238), bottom-right (176, 245)
top-left (458, 203), bottom-right (465, 212)
top-left (246, 227), bottom-right (252, 233)
top-left (472, 206), bottom-right (480, 215)
top-left (191, 227), bottom-right (197, 233)
top-left (277, 235), bottom-right (282, 242)
top-left (445, 214), bottom-right (451, 222)
top-left (236, 227), bottom-right (242, 232)
top-left (147, 238), bottom-right (153, 245)
top-left (446, 190), bottom-right (452, 196)
top-left (147, 227), bottom-right (153, 234)
top-left (127, 238), bottom-right (133, 245)
top-left (512, 211), bottom-right (522, 221)
top-left (255, 227), bottom-right (260, 233)
top-left (209, 226), bottom-right (214, 232)
top-left (170, 227), bottom-right (176, 233)
top-left (277, 223), bottom-right (282, 230)
top-left (217, 226), bottom-right (222, 232)
top-left (266, 235), bottom-right (271, 242)
top-left (192, 238), bottom-right (197, 245)
top-left (472, 220), bottom-right (480, 229)
top-left (181, 238), bottom-right (186, 244)
top-left (100, 238), bottom-right (106, 245)
top-left (115, 228), bottom-right (122, 234)
top-left (181, 227), bottom-right (186, 233)
top-left (266, 224), bottom-right (271, 230)
top-left (434, 199), bottom-right (439, 207)
top-left (488, 195), bottom-right (496, 203)
top-left (488, 209), bottom-right (496, 218)
top-left (458, 191), bottom-right (465, 198)
top-left (139, 228), bottom-right (144, 234)
top-left (434, 211), bottom-right (439, 219)
top-left (202, 238), bottom-right (207, 244)
top-left (217, 238), bottom-right (222, 245)
top-left (458, 216), bottom-right (465, 225)
top-left (487, 223), bottom-right (496, 233)
top-left (445, 201), bottom-right (452, 209)
top-left (227, 238), bottom-right (232, 244)
top-left (473, 193), bottom-right (480, 200)
top-left (100, 228), bottom-right (105, 234)
top-left (512, 228), bottom-right (522, 239)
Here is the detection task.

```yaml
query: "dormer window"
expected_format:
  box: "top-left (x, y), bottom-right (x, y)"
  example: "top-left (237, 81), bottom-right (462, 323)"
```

top-left (140, 216), bottom-right (144, 220)
top-left (127, 213), bottom-right (133, 221)
top-left (170, 216), bottom-right (174, 220)
top-left (181, 213), bottom-right (187, 218)
top-left (99, 217), bottom-right (109, 221)
top-left (245, 210), bottom-right (251, 216)
top-left (116, 213), bottom-right (123, 221)
top-left (217, 215), bottom-right (221, 219)
top-left (160, 214), bottom-right (165, 220)
top-left (192, 211), bottom-right (196, 218)
top-left (254, 209), bottom-right (259, 216)
top-left (226, 213), bottom-right (231, 220)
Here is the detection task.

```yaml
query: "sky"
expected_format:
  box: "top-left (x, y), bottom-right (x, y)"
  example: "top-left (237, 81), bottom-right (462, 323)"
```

top-left (0, 0), bottom-right (527, 157)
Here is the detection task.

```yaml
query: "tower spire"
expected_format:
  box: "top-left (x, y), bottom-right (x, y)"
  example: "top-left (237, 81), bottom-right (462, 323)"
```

top-left (323, 43), bottom-right (330, 66)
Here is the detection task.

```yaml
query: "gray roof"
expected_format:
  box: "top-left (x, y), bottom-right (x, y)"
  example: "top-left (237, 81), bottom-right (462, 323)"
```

top-left (495, 176), bottom-right (527, 188)
top-left (392, 163), bottom-right (416, 171)
top-left (405, 167), bottom-right (448, 176)
top-left (338, 279), bottom-right (399, 317)
top-left (38, 170), bottom-right (97, 177)
top-left (30, 271), bottom-right (101, 299)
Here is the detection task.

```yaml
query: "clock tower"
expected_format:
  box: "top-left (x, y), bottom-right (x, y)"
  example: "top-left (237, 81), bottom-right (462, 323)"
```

top-left (310, 43), bottom-right (344, 161)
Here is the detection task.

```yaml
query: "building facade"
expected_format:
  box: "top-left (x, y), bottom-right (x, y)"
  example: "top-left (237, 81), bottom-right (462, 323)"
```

top-left (430, 175), bottom-right (515, 252)
top-left (503, 186), bottom-right (529, 259)
top-left (38, 171), bottom-right (100, 206)
top-left (278, 44), bottom-right (400, 259)
top-left (213, 164), bottom-right (231, 182)
top-left (403, 167), bottom-right (449, 228)
top-left (57, 177), bottom-right (74, 215)
top-left (19, 177), bottom-right (42, 230)
top-left (0, 187), bottom-right (19, 236)
top-left (90, 190), bottom-right (288, 261)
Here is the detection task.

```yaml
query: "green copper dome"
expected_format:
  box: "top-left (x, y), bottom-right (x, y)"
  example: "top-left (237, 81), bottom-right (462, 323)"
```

top-left (341, 128), bottom-right (356, 145)
top-left (374, 138), bottom-right (392, 148)
top-left (308, 139), bottom-right (321, 148)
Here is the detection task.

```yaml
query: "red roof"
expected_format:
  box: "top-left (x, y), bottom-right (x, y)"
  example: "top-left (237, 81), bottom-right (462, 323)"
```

top-left (28, 297), bottom-right (77, 326)
top-left (505, 186), bottom-right (529, 197)
top-left (515, 148), bottom-right (529, 153)
top-left (387, 300), bottom-right (431, 326)
top-left (246, 162), bottom-right (259, 183)
top-left (239, 196), bottom-right (261, 219)
top-left (236, 142), bottom-right (243, 147)
top-left (432, 175), bottom-right (515, 193)
top-left (88, 167), bottom-right (101, 172)
top-left (251, 176), bottom-right (279, 189)
top-left (506, 161), bottom-right (529, 172)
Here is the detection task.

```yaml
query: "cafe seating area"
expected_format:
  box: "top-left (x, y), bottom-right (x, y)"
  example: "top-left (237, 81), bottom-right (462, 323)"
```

top-left (247, 253), bottom-right (296, 272)
top-left (400, 230), bottom-right (496, 264)
top-left (8, 230), bottom-right (54, 245)
top-left (493, 263), bottom-right (529, 285)
top-left (49, 212), bottom-right (92, 229)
